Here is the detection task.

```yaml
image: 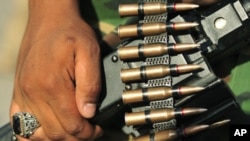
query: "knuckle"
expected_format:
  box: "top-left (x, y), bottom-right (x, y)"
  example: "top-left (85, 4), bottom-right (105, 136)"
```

top-left (38, 76), bottom-right (57, 91)
top-left (65, 123), bottom-right (83, 135)
top-left (19, 81), bottom-right (32, 94)
top-left (19, 74), bottom-right (57, 94)
top-left (85, 85), bottom-right (101, 95)
top-left (28, 134), bottom-right (45, 141)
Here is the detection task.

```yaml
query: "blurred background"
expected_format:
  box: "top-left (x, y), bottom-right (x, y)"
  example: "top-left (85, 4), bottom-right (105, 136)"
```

top-left (0, 0), bottom-right (28, 127)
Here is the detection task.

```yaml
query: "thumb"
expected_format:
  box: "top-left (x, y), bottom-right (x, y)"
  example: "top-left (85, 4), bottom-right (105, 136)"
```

top-left (75, 83), bottom-right (101, 119)
top-left (74, 40), bottom-right (101, 119)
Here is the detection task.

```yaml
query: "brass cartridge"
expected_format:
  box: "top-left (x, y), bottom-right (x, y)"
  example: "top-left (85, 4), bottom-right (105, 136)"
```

top-left (119, 2), bottom-right (199, 17)
top-left (118, 43), bottom-right (199, 60)
top-left (118, 22), bottom-right (199, 38)
top-left (125, 108), bottom-right (207, 126)
top-left (120, 64), bottom-right (203, 83)
top-left (122, 86), bottom-right (204, 104)
top-left (133, 124), bottom-right (209, 141)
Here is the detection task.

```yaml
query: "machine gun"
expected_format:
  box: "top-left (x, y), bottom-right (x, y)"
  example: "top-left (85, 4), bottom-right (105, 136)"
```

top-left (92, 0), bottom-right (250, 140)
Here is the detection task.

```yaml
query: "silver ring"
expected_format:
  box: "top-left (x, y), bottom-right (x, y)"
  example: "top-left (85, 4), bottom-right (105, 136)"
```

top-left (12, 112), bottom-right (40, 138)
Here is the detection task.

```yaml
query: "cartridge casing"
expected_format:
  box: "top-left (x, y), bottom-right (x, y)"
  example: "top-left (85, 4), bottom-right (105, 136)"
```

top-left (125, 108), bottom-right (207, 126)
top-left (122, 87), bottom-right (172, 104)
top-left (118, 22), bottom-right (167, 38)
top-left (118, 43), bottom-right (199, 60)
top-left (118, 43), bottom-right (168, 60)
top-left (119, 3), bottom-right (167, 17)
top-left (125, 108), bottom-right (175, 126)
top-left (122, 86), bottom-right (204, 104)
top-left (120, 65), bottom-right (171, 83)
top-left (120, 64), bottom-right (203, 83)
top-left (118, 22), bottom-right (198, 38)
top-left (119, 2), bottom-right (199, 17)
top-left (133, 129), bottom-right (178, 141)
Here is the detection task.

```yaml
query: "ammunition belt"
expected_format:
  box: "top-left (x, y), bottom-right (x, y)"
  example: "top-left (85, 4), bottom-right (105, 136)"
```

top-left (92, 0), bottom-right (250, 140)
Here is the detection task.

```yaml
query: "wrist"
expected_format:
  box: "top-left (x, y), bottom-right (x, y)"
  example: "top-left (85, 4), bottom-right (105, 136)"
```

top-left (28, 0), bottom-right (80, 23)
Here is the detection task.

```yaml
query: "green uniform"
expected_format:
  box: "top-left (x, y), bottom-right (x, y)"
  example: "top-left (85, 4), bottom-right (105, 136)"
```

top-left (228, 53), bottom-right (250, 115)
top-left (92, 0), bottom-right (134, 34)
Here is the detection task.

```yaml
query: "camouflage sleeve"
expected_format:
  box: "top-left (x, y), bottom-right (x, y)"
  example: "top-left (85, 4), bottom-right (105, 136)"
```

top-left (91, 0), bottom-right (135, 35)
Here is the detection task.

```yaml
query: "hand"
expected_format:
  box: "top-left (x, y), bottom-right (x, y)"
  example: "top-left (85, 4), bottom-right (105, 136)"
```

top-left (10, 0), bottom-right (102, 140)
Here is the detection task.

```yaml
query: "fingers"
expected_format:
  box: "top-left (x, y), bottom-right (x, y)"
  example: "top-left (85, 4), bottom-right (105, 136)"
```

top-left (10, 101), bottom-right (48, 141)
top-left (48, 86), bottom-right (98, 139)
top-left (11, 76), bottom-right (98, 140)
top-left (90, 125), bottom-right (103, 140)
top-left (74, 34), bottom-right (102, 118)
top-left (11, 91), bottom-right (102, 141)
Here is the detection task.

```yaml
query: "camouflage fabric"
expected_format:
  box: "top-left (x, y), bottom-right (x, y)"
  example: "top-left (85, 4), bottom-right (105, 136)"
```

top-left (228, 53), bottom-right (250, 115)
top-left (91, 0), bottom-right (134, 34)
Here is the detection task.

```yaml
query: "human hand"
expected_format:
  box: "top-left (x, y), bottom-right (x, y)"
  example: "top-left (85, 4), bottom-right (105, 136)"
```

top-left (10, 0), bottom-right (102, 140)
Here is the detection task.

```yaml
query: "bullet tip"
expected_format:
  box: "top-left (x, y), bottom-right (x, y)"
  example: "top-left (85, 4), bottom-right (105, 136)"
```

top-left (180, 108), bottom-right (207, 117)
top-left (192, 22), bottom-right (199, 27)
top-left (188, 43), bottom-right (200, 49)
top-left (210, 119), bottom-right (231, 129)
top-left (194, 44), bottom-right (200, 48)
top-left (193, 64), bottom-right (204, 71)
top-left (173, 22), bottom-right (199, 31)
top-left (195, 86), bottom-right (205, 91)
top-left (183, 124), bottom-right (209, 136)
top-left (197, 108), bottom-right (208, 113)
top-left (177, 64), bottom-right (203, 74)
top-left (192, 4), bottom-right (200, 9)
top-left (174, 3), bottom-right (200, 11)
top-left (178, 86), bottom-right (205, 96)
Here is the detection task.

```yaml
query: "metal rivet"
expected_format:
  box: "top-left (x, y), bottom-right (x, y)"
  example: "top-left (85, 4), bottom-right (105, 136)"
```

top-left (125, 84), bottom-right (132, 90)
top-left (111, 55), bottom-right (118, 62)
top-left (214, 17), bottom-right (227, 29)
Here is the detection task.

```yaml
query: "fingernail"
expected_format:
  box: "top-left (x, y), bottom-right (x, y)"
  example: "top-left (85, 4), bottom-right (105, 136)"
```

top-left (83, 103), bottom-right (96, 118)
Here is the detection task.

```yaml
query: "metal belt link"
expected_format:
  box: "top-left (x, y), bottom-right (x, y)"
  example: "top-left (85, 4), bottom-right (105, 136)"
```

top-left (152, 119), bottom-right (176, 132)
top-left (150, 98), bottom-right (174, 109)
top-left (146, 77), bottom-right (172, 87)
top-left (145, 56), bottom-right (170, 65)
top-left (144, 33), bottom-right (169, 44)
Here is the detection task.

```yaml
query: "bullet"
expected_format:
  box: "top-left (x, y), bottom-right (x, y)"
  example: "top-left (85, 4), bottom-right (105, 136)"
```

top-left (122, 86), bottom-right (204, 104)
top-left (118, 43), bottom-right (199, 60)
top-left (118, 22), bottom-right (198, 38)
top-left (125, 108), bottom-right (207, 126)
top-left (120, 64), bottom-right (203, 83)
top-left (119, 2), bottom-right (199, 17)
top-left (181, 124), bottom-right (209, 136)
top-left (133, 124), bottom-right (209, 141)
top-left (209, 119), bottom-right (231, 129)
